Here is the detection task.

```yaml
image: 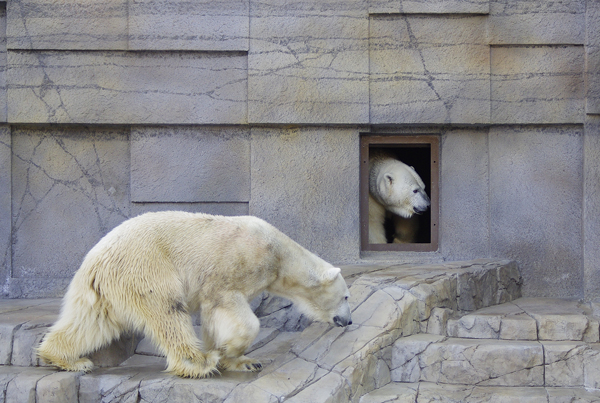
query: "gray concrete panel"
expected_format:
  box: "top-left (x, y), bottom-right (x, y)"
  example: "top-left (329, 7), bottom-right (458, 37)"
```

top-left (250, 127), bottom-right (360, 263)
top-left (7, 51), bottom-right (247, 124)
top-left (491, 46), bottom-right (585, 124)
top-left (129, 0), bottom-right (249, 51)
top-left (370, 15), bottom-right (490, 124)
top-left (489, 126), bottom-right (584, 299)
top-left (584, 116), bottom-right (600, 301)
top-left (7, 0), bottom-right (128, 50)
top-left (131, 203), bottom-right (249, 217)
top-left (490, 0), bottom-right (585, 45)
top-left (440, 129), bottom-right (490, 261)
top-left (0, 6), bottom-right (6, 123)
top-left (587, 1), bottom-right (600, 115)
top-left (588, 46), bottom-right (600, 115)
top-left (131, 126), bottom-right (250, 202)
top-left (369, 0), bottom-right (489, 14)
top-left (248, 0), bottom-right (369, 124)
top-left (10, 127), bottom-right (130, 294)
top-left (0, 126), bottom-right (10, 296)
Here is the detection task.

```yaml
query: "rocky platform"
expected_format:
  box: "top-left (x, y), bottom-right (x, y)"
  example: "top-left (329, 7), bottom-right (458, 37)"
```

top-left (362, 297), bottom-right (600, 403)
top-left (0, 259), bottom-right (564, 403)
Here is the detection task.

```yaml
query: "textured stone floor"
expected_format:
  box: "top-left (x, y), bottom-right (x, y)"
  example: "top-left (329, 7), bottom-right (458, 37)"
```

top-left (0, 259), bottom-right (545, 402)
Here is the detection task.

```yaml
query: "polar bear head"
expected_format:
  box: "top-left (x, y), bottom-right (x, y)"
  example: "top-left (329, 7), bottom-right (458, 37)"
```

top-left (371, 158), bottom-right (430, 219)
top-left (306, 267), bottom-right (352, 327)
top-left (275, 264), bottom-right (352, 327)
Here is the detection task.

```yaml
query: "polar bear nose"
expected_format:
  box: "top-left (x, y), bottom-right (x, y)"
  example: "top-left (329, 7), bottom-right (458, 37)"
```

top-left (333, 315), bottom-right (352, 327)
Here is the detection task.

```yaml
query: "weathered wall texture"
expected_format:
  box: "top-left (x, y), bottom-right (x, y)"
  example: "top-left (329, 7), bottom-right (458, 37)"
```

top-left (0, 0), bottom-right (598, 300)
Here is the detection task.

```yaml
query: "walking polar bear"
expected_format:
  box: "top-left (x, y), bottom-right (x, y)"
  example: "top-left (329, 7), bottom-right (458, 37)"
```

top-left (369, 151), bottom-right (430, 243)
top-left (38, 211), bottom-right (352, 378)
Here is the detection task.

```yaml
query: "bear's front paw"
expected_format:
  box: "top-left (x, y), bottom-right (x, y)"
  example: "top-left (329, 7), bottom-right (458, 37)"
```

top-left (219, 356), bottom-right (263, 372)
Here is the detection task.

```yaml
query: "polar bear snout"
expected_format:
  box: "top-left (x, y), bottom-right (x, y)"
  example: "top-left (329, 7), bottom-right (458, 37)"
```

top-left (412, 191), bottom-right (430, 214)
top-left (333, 315), bottom-right (352, 327)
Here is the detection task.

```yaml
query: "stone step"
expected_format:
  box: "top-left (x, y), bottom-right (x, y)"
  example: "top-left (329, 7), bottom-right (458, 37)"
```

top-left (391, 334), bottom-right (600, 388)
top-left (359, 382), bottom-right (600, 403)
top-left (446, 297), bottom-right (600, 342)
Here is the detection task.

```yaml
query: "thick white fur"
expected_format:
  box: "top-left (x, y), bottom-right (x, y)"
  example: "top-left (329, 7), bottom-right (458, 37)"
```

top-left (369, 152), bottom-right (430, 244)
top-left (38, 211), bottom-right (352, 378)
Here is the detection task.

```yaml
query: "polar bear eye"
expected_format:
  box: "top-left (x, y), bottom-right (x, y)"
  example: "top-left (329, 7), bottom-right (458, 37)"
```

top-left (413, 189), bottom-right (418, 194)
top-left (344, 296), bottom-right (349, 301)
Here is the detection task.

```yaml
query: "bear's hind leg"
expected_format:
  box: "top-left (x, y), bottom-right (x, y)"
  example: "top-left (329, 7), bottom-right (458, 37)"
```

top-left (38, 296), bottom-right (121, 372)
top-left (202, 299), bottom-right (262, 372)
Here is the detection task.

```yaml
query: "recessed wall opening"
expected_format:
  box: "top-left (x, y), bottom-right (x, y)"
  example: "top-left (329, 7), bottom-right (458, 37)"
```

top-left (360, 135), bottom-right (439, 252)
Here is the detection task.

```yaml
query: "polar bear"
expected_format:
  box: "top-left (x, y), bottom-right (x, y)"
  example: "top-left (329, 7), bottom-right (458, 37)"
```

top-left (38, 211), bottom-right (352, 378)
top-left (369, 151), bottom-right (430, 244)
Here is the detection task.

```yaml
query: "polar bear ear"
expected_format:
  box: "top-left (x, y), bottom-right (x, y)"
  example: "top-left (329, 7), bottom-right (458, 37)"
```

top-left (321, 267), bottom-right (341, 283)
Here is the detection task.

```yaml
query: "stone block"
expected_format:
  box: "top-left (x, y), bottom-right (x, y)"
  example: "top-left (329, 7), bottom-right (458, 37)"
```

top-left (456, 266), bottom-right (498, 311)
top-left (440, 129), bottom-right (490, 261)
top-left (499, 315), bottom-right (538, 341)
top-left (138, 375), bottom-right (242, 403)
top-left (131, 202), bottom-right (249, 218)
top-left (426, 307), bottom-right (451, 336)
top-left (370, 15), bottom-right (489, 124)
top-left (6, 368), bottom-right (56, 403)
top-left (587, 2), bottom-right (600, 114)
top-left (36, 371), bottom-right (79, 403)
top-left (10, 127), bottom-right (130, 296)
top-left (489, 126), bottom-right (584, 299)
top-left (246, 358), bottom-right (327, 400)
top-left (496, 261), bottom-right (523, 304)
top-left (546, 387), bottom-right (600, 402)
top-left (286, 372), bottom-right (349, 403)
top-left (584, 344), bottom-right (600, 389)
top-left (409, 276), bottom-right (457, 321)
top-left (0, 126), bottom-right (9, 290)
top-left (359, 382), bottom-right (418, 403)
top-left (394, 336), bottom-right (545, 386)
top-left (129, 0), bottom-right (249, 51)
top-left (369, 0), bottom-right (488, 14)
top-left (299, 325), bottom-right (383, 371)
top-left (466, 385), bottom-right (548, 402)
top-left (543, 341), bottom-right (586, 387)
top-left (248, 0), bottom-right (369, 124)
top-left (491, 46), bottom-right (585, 124)
top-left (7, 51), bottom-right (247, 124)
top-left (534, 313), bottom-right (590, 341)
top-left (11, 322), bottom-right (52, 366)
top-left (7, 0), bottom-right (128, 50)
top-left (587, 46), bottom-right (600, 115)
top-left (489, 0), bottom-right (585, 45)
top-left (0, 8), bottom-right (6, 123)
top-left (351, 289), bottom-right (400, 329)
top-left (131, 126), bottom-right (250, 202)
top-left (447, 314), bottom-right (501, 339)
top-left (78, 368), bottom-right (145, 402)
top-left (250, 127), bottom-right (360, 263)
top-left (224, 384), bottom-right (279, 403)
top-left (391, 334), bottom-right (443, 382)
top-left (585, 117), bottom-right (600, 301)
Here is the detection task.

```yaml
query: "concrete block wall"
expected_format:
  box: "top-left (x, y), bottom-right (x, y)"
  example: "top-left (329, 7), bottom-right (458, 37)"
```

top-left (0, 0), bottom-right (598, 301)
